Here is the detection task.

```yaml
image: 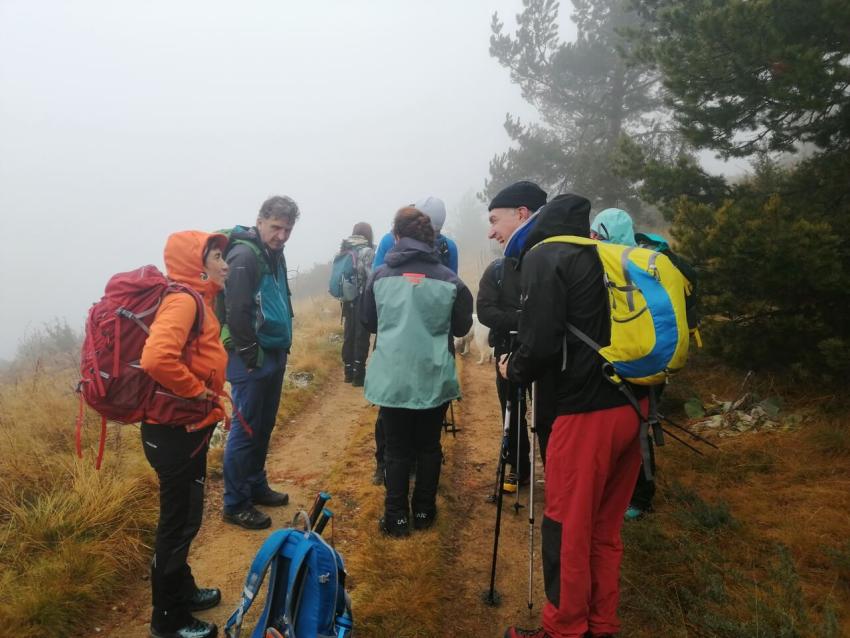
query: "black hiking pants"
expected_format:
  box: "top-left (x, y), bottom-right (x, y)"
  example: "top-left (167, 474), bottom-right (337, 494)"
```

top-left (381, 406), bottom-right (444, 520)
top-left (630, 437), bottom-right (656, 511)
top-left (495, 368), bottom-right (531, 479)
top-left (141, 423), bottom-right (210, 630)
top-left (341, 300), bottom-right (370, 369)
top-left (374, 409), bottom-right (385, 465)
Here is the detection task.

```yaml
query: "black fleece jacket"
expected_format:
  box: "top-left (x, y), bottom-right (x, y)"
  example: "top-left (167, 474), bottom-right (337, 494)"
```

top-left (476, 257), bottom-right (522, 357)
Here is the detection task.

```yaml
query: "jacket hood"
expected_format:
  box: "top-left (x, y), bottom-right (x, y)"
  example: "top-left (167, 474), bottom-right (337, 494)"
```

top-left (385, 236), bottom-right (440, 268)
top-left (591, 208), bottom-right (637, 246)
top-left (163, 230), bottom-right (228, 298)
top-left (504, 211), bottom-right (541, 259)
top-left (635, 232), bottom-right (669, 252)
top-left (519, 194), bottom-right (592, 259)
top-left (341, 235), bottom-right (371, 251)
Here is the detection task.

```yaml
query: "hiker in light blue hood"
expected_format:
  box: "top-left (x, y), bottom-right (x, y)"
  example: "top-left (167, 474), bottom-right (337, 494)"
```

top-left (590, 208), bottom-right (637, 246)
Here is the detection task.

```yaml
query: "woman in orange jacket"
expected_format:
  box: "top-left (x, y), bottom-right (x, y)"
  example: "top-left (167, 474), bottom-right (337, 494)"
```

top-left (139, 230), bottom-right (229, 638)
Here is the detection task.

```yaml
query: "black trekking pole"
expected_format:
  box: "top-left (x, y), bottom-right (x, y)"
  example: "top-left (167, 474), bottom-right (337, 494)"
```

top-left (307, 491), bottom-right (331, 527)
top-left (487, 332), bottom-right (518, 504)
top-left (483, 365), bottom-right (512, 607)
top-left (660, 426), bottom-right (705, 455)
top-left (527, 381), bottom-right (537, 611)
top-left (658, 413), bottom-right (720, 450)
top-left (486, 388), bottom-right (512, 504)
top-left (513, 382), bottom-right (526, 514)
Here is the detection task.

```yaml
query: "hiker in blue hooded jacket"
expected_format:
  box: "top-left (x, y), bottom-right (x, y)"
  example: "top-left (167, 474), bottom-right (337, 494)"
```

top-left (219, 195), bottom-right (298, 531)
top-left (360, 206), bottom-right (473, 537)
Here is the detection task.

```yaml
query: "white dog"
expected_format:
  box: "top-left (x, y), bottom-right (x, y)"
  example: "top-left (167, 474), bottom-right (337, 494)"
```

top-left (473, 315), bottom-right (494, 364)
top-left (454, 316), bottom-right (475, 356)
top-left (455, 314), bottom-right (495, 364)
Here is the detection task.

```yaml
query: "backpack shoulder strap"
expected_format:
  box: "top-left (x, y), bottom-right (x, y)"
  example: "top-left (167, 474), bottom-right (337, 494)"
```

top-left (224, 529), bottom-right (297, 638)
top-left (231, 238), bottom-right (271, 276)
top-left (165, 283), bottom-right (205, 337)
top-left (537, 234), bottom-right (597, 248)
top-left (278, 534), bottom-right (318, 638)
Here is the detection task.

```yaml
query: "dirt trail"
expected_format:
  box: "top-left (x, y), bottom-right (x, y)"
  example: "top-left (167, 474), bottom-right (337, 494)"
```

top-left (444, 356), bottom-right (547, 636)
top-left (102, 353), bottom-right (546, 637)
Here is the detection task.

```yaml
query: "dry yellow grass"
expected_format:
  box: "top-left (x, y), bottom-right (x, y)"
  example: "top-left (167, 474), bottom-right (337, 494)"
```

top-left (0, 370), bottom-right (158, 637)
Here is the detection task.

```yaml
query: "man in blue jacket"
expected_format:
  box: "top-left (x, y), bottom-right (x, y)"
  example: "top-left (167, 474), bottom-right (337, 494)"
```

top-left (220, 195), bottom-right (299, 530)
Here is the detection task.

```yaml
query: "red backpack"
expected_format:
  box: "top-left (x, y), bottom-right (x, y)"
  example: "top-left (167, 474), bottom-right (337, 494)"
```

top-left (77, 265), bottom-right (215, 468)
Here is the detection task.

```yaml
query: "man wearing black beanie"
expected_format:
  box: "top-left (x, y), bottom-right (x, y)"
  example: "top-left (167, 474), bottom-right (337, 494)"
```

top-left (477, 180), bottom-right (549, 494)
top-left (502, 193), bottom-right (647, 638)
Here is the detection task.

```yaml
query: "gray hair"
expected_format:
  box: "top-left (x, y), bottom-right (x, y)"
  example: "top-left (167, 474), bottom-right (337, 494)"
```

top-left (258, 195), bottom-right (300, 222)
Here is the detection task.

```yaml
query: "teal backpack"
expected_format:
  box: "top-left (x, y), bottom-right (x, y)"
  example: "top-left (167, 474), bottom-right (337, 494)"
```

top-left (328, 250), bottom-right (360, 302)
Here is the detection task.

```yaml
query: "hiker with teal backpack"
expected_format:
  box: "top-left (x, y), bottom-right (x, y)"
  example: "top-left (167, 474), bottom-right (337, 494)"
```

top-left (360, 206), bottom-right (473, 537)
top-left (590, 208), bottom-right (700, 522)
top-left (329, 222), bottom-right (375, 387)
top-left (218, 196), bottom-right (299, 531)
top-left (501, 194), bottom-right (691, 638)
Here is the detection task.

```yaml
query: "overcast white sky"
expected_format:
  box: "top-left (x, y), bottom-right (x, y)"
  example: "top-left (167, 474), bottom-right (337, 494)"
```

top-left (0, 0), bottom-right (559, 359)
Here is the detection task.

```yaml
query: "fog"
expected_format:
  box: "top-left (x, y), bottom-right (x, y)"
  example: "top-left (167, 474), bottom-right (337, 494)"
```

top-left (0, 0), bottom-right (552, 360)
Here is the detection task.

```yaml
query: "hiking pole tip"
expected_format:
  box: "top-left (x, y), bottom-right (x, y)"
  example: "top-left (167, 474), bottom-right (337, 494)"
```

top-left (481, 589), bottom-right (502, 607)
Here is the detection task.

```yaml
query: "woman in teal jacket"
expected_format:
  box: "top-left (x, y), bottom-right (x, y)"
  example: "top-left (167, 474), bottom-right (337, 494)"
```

top-left (360, 207), bottom-right (473, 537)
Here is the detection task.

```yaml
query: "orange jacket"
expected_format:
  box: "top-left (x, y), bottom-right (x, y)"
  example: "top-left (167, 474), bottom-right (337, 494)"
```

top-left (140, 230), bottom-right (229, 430)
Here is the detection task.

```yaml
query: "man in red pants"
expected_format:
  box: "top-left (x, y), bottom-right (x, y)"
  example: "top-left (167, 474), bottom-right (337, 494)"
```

top-left (499, 194), bottom-right (647, 638)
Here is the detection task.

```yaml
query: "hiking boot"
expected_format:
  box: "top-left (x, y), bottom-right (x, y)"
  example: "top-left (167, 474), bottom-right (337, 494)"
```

top-left (412, 509), bottom-right (436, 530)
top-left (150, 616), bottom-right (217, 638)
top-left (343, 364), bottom-right (353, 383)
top-left (351, 362), bottom-right (365, 387)
top-left (624, 505), bottom-right (645, 521)
top-left (253, 488), bottom-right (289, 507)
top-left (502, 472), bottom-right (519, 494)
top-left (223, 506), bottom-right (271, 530)
top-left (188, 587), bottom-right (221, 612)
top-left (379, 515), bottom-right (410, 538)
top-left (372, 463), bottom-right (385, 486)
top-left (503, 627), bottom-right (552, 638)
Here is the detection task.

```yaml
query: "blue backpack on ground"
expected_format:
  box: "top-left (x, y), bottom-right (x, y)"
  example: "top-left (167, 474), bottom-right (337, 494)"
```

top-left (224, 525), bottom-right (353, 638)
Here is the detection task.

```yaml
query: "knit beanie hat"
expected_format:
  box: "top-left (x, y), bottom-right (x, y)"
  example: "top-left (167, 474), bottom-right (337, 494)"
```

top-left (488, 180), bottom-right (547, 212)
top-left (414, 196), bottom-right (447, 233)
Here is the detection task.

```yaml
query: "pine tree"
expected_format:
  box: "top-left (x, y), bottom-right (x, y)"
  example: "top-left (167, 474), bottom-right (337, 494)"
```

top-left (485, 0), bottom-right (684, 216)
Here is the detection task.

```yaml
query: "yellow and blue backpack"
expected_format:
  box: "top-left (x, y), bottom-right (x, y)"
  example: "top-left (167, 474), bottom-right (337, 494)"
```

top-left (536, 235), bottom-right (692, 385)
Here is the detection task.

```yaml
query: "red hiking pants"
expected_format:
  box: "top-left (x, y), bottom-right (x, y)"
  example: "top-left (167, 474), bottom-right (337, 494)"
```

top-left (541, 401), bottom-right (643, 638)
